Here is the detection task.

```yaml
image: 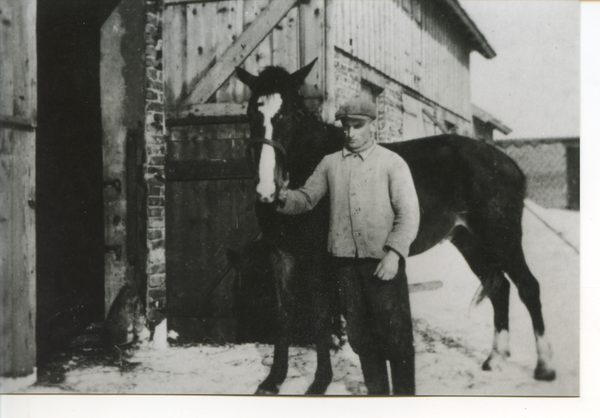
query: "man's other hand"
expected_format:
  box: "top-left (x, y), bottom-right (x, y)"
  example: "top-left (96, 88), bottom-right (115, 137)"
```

top-left (374, 250), bottom-right (400, 281)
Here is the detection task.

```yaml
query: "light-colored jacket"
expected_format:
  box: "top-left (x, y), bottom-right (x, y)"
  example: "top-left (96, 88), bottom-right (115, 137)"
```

top-left (277, 143), bottom-right (420, 260)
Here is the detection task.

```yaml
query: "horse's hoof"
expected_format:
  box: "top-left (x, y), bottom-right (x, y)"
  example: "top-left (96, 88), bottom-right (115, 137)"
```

top-left (534, 366), bottom-right (556, 381)
top-left (482, 352), bottom-right (509, 372)
top-left (482, 358), bottom-right (502, 371)
top-left (255, 386), bottom-right (279, 396)
top-left (305, 383), bottom-right (328, 396)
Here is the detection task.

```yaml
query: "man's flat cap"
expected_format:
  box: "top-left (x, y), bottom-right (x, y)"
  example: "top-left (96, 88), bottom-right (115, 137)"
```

top-left (335, 98), bottom-right (377, 120)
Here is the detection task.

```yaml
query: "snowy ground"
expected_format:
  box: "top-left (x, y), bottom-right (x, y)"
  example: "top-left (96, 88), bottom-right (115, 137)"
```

top-left (24, 200), bottom-right (579, 396)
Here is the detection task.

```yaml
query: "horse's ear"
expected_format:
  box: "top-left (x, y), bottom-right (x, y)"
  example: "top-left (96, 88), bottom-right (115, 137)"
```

top-left (236, 66), bottom-right (259, 90)
top-left (290, 58), bottom-right (318, 87)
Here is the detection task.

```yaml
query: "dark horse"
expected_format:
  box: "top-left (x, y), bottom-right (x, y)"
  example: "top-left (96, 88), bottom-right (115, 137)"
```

top-left (235, 59), bottom-right (555, 395)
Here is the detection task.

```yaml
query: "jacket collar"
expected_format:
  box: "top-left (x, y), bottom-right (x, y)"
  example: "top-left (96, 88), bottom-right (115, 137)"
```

top-left (342, 141), bottom-right (377, 161)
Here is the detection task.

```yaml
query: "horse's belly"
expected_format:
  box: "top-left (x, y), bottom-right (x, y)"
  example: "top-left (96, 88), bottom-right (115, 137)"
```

top-left (409, 212), bottom-right (467, 257)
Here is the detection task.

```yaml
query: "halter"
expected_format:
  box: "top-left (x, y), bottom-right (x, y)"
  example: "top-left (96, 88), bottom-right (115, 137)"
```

top-left (247, 138), bottom-right (287, 158)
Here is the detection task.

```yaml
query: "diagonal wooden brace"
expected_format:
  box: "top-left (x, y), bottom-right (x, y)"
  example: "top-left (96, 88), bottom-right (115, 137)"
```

top-left (182, 0), bottom-right (299, 108)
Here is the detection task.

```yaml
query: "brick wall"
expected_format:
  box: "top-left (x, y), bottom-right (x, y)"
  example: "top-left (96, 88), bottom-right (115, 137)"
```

top-left (333, 49), bottom-right (472, 143)
top-left (144, 0), bottom-right (166, 324)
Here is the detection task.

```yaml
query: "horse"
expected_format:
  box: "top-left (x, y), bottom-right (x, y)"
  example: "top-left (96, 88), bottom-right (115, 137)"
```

top-left (235, 59), bottom-right (556, 395)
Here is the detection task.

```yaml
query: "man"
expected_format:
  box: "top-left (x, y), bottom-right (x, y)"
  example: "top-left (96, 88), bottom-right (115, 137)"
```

top-left (276, 97), bottom-right (420, 395)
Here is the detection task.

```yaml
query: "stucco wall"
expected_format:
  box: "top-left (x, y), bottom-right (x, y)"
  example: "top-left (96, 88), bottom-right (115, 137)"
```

top-left (100, 0), bottom-right (147, 314)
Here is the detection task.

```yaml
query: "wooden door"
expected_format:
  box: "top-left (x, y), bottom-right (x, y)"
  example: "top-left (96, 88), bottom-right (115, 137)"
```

top-left (162, 0), bottom-right (327, 342)
top-left (0, 0), bottom-right (37, 382)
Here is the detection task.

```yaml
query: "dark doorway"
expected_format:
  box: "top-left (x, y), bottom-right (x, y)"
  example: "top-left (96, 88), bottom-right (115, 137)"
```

top-left (36, 0), bottom-right (119, 364)
top-left (566, 145), bottom-right (580, 211)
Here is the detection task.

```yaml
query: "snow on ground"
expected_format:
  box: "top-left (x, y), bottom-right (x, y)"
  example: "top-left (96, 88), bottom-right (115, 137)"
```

top-left (26, 203), bottom-right (579, 396)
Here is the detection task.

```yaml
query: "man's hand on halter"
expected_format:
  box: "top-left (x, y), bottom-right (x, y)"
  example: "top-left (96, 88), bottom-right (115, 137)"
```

top-left (277, 175), bottom-right (290, 204)
top-left (374, 250), bottom-right (400, 281)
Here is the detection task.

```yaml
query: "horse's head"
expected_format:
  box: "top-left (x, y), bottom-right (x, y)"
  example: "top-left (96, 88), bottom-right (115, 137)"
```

top-left (236, 59), bottom-right (318, 203)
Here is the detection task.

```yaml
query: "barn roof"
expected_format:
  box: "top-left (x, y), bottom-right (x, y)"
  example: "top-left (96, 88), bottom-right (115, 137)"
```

top-left (472, 105), bottom-right (512, 134)
top-left (443, 0), bottom-right (496, 59)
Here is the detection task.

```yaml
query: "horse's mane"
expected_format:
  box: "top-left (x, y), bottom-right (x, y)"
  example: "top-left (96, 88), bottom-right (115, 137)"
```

top-left (252, 66), bottom-right (307, 98)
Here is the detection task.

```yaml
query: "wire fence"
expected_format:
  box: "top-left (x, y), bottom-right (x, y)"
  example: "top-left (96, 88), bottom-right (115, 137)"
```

top-left (494, 138), bottom-right (580, 210)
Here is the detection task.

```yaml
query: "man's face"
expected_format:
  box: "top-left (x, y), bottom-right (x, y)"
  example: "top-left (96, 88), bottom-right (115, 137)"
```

top-left (341, 117), bottom-right (374, 151)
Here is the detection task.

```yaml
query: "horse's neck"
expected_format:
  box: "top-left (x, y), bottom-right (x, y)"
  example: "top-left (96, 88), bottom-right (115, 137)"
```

top-left (287, 117), bottom-right (343, 187)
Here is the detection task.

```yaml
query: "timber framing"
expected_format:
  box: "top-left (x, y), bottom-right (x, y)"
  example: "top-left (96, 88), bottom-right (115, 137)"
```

top-left (174, 0), bottom-right (299, 111)
top-left (423, 108), bottom-right (450, 134)
top-left (0, 114), bottom-right (37, 130)
top-left (166, 103), bottom-right (249, 126)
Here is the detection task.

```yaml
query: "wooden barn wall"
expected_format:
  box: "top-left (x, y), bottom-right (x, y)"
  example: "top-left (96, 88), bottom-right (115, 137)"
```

top-left (331, 0), bottom-right (472, 119)
top-left (164, 0), bottom-right (326, 110)
top-left (0, 0), bottom-right (37, 383)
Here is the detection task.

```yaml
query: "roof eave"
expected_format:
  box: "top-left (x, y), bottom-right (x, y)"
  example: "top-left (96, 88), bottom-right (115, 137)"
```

top-left (473, 105), bottom-right (512, 135)
top-left (442, 0), bottom-right (496, 59)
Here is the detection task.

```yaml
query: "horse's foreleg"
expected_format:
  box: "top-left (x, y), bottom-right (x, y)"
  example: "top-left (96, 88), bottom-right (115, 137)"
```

top-left (255, 249), bottom-right (295, 395)
top-left (305, 290), bottom-right (333, 395)
top-left (256, 338), bottom-right (290, 395)
top-left (305, 334), bottom-right (333, 395)
top-left (305, 258), bottom-right (335, 395)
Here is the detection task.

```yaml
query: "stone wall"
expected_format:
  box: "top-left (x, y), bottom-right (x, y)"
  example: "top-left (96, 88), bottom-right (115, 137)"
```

top-left (333, 49), bottom-right (472, 143)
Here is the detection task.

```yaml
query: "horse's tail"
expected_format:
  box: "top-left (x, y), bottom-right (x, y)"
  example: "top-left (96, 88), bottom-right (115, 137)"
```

top-left (472, 269), bottom-right (505, 305)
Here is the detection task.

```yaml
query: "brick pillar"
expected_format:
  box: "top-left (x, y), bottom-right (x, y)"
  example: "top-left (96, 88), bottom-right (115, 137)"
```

top-left (144, 1), bottom-right (166, 324)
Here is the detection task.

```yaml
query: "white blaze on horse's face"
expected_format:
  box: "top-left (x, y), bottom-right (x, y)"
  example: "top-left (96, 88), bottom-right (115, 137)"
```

top-left (256, 94), bottom-right (283, 203)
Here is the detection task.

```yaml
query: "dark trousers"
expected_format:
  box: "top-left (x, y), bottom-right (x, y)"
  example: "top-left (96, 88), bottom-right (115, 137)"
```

top-left (334, 256), bottom-right (415, 395)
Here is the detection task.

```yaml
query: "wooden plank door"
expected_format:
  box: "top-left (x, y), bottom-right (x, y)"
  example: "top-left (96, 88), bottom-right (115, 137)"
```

top-left (162, 0), bottom-right (327, 343)
top-left (0, 0), bottom-right (37, 383)
top-left (165, 123), bottom-right (256, 343)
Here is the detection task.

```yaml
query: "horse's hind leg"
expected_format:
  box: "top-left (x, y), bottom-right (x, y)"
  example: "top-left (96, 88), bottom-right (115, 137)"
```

top-left (459, 209), bottom-right (556, 381)
top-left (451, 227), bottom-right (512, 371)
top-left (502, 245), bottom-right (556, 381)
top-left (255, 249), bottom-right (295, 395)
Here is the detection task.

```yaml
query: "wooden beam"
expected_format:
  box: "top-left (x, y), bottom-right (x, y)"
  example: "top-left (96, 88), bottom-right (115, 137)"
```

top-left (166, 102), bottom-right (248, 121)
top-left (165, 158), bottom-right (253, 182)
top-left (182, 0), bottom-right (298, 108)
top-left (323, 0), bottom-right (336, 123)
top-left (167, 114), bottom-right (249, 127)
top-left (0, 114), bottom-right (36, 130)
top-left (422, 108), bottom-right (449, 134)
